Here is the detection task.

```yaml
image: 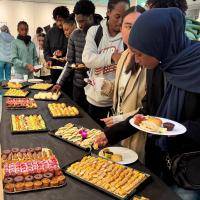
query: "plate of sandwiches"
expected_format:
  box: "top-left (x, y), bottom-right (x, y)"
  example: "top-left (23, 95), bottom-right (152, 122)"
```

top-left (130, 114), bottom-right (187, 136)
top-left (99, 147), bottom-right (138, 165)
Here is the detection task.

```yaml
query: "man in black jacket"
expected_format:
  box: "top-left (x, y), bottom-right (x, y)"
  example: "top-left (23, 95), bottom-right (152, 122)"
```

top-left (44, 6), bottom-right (69, 84)
top-left (52, 0), bottom-right (97, 111)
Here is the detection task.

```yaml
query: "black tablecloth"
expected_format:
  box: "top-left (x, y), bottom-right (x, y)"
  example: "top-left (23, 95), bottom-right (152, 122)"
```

top-left (0, 89), bottom-right (181, 200)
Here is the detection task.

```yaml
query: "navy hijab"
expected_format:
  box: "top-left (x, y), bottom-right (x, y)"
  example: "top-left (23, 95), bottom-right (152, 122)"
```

top-left (128, 8), bottom-right (200, 121)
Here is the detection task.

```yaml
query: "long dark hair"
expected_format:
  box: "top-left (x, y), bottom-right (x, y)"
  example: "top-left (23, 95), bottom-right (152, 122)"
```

top-left (122, 6), bottom-right (145, 74)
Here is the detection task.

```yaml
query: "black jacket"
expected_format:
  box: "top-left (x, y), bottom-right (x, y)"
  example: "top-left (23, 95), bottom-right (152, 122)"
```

top-left (105, 67), bottom-right (200, 175)
top-left (57, 29), bottom-right (87, 88)
top-left (44, 26), bottom-right (68, 62)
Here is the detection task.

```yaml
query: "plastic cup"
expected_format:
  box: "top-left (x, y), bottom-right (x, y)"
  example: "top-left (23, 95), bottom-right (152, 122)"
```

top-left (23, 75), bottom-right (28, 81)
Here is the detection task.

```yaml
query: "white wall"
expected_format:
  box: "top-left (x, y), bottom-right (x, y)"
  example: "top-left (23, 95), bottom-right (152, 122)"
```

top-left (0, 0), bottom-right (107, 38)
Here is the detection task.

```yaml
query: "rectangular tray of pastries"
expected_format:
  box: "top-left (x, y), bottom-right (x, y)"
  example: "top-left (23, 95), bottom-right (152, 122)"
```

top-left (1, 147), bottom-right (66, 194)
top-left (6, 98), bottom-right (37, 109)
top-left (63, 155), bottom-right (150, 200)
top-left (48, 123), bottom-right (102, 151)
top-left (11, 114), bottom-right (48, 134)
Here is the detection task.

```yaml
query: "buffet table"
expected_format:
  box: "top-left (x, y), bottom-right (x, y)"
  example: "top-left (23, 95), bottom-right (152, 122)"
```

top-left (0, 89), bottom-right (181, 200)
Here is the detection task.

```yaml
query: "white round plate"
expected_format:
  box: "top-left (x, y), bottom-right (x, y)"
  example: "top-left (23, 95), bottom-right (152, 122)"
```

top-left (50, 66), bottom-right (63, 70)
top-left (9, 79), bottom-right (26, 83)
top-left (34, 65), bottom-right (43, 70)
top-left (99, 147), bottom-right (138, 165)
top-left (28, 79), bottom-right (43, 83)
top-left (129, 117), bottom-right (187, 136)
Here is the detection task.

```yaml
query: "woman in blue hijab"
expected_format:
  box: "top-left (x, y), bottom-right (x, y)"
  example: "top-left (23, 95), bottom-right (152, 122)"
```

top-left (127, 8), bottom-right (200, 199)
top-left (95, 8), bottom-right (200, 200)
top-left (128, 7), bottom-right (200, 121)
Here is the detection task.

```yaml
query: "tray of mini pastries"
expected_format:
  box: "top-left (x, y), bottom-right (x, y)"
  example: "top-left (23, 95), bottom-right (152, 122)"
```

top-left (48, 103), bottom-right (80, 118)
top-left (2, 81), bottom-right (28, 89)
top-left (6, 98), bottom-right (37, 109)
top-left (29, 83), bottom-right (53, 91)
top-left (48, 123), bottom-right (102, 151)
top-left (34, 91), bottom-right (61, 101)
top-left (63, 155), bottom-right (151, 200)
top-left (4, 89), bottom-right (30, 98)
top-left (1, 147), bottom-right (66, 194)
top-left (11, 114), bottom-right (48, 134)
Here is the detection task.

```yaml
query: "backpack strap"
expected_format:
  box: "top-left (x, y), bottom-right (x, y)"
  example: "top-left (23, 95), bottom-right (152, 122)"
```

top-left (94, 25), bottom-right (103, 48)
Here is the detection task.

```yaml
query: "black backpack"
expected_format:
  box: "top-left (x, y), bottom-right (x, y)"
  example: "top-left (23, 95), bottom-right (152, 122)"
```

top-left (94, 25), bottom-right (103, 48)
top-left (94, 25), bottom-right (127, 49)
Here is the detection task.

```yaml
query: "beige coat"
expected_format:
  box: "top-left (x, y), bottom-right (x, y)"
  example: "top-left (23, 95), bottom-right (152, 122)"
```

top-left (113, 49), bottom-right (147, 163)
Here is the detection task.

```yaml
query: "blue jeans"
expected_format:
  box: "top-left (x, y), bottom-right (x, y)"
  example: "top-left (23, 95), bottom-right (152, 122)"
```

top-left (172, 185), bottom-right (200, 200)
top-left (0, 61), bottom-right (11, 81)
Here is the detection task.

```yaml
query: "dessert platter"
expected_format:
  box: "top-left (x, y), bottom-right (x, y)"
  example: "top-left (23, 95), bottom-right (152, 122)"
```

top-left (99, 147), bottom-right (138, 165)
top-left (11, 114), bottom-right (47, 134)
top-left (49, 123), bottom-right (103, 150)
top-left (64, 155), bottom-right (150, 200)
top-left (48, 103), bottom-right (80, 118)
top-left (130, 114), bottom-right (187, 136)
top-left (34, 91), bottom-right (61, 101)
top-left (29, 83), bottom-right (53, 91)
top-left (4, 89), bottom-right (29, 97)
top-left (1, 147), bottom-right (66, 193)
top-left (6, 98), bottom-right (37, 109)
top-left (2, 81), bottom-right (27, 89)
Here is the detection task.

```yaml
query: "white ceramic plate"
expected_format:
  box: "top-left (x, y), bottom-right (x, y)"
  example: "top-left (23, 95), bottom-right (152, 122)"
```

top-left (50, 66), bottom-right (63, 70)
top-left (99, 147), bottom-right (138, 165)
top-left (9, 79), bottom-right (26, 83)
top-left (129, 116), bottom-right (187, 136)
top-left (34, 65), bottom-right (43, 70)
top-left (28, 79), bottom-right (43, 83)
top-left (50, 57), bottom-right (66, 62)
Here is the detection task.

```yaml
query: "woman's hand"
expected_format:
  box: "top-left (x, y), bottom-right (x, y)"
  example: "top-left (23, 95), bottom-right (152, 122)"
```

top-left (26, 64), bottom-right (35, 73)
top-left (94, 133), bottom-right (108, 148)
top-left (112, 50), bottom-right (122, 64)
top-left (47, 61), bottom-right (52, 67)
top-left (101, 117), bottom-right (114, 127)
top-left (54, 50), bottom-right (63, 57)
top-left (52, 84), bottom-right (61, 93)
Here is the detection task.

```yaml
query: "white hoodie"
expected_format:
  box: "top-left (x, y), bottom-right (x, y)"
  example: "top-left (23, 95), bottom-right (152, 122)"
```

top-left (82, 19), bottom-right (124, 107)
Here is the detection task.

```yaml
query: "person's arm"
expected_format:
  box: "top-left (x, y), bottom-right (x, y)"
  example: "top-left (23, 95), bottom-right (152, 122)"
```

top-left (66, 35), bottom-right (75, 65)
top-left (61, 37), bottom-right (68, 57)
top-left (103, 94), bottom-right (149, 145)
top-left (33, 44), bottom-right (38, 66)
top-left (102, 107), bottom-right (140, 128)
top-left (56, 63), bottom-right (73, 86)
top-left (56, 36), bottom-right (75, 86)
top-left (82, 26), bottom-right (114, 68)
top-left (44, 33), bottom-right (52, 62)
top-left (11, 41), bottom-right (27, 69)
top-left (112, 108), bottom-right (141, 124)
top-left (105, 116), bottom-right (138, 145)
